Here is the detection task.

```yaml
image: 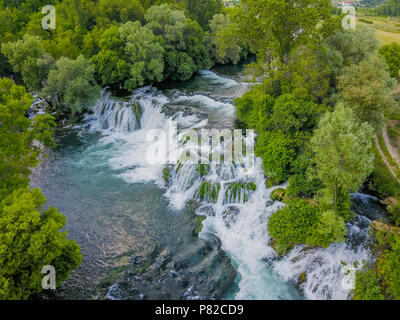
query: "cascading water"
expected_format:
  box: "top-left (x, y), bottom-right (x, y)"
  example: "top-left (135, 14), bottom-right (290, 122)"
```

top-left (84, 70), bottom-right (374, 300)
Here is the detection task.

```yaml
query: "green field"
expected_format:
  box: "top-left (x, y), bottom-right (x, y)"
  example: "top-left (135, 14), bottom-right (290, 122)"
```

top-left (357, 10), bottom-right (400, 46)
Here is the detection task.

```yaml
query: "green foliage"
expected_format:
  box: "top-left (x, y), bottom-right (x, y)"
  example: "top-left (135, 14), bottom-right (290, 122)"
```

top-left (338, 54), bottom-right (397, 128)
top-left (0, 188), bottom-right (81, 300)
top-left (96, 0), bottom-right (145, 27)
top-left (268, 199), bottom-right (320, 248)
top-left (310, 104), bottom-right (375, 216)
top-left (388, 203), bottom-right (400, 227)
top-left (197, 164), bottom-right (210, 177)
top-left (145, 4), bottom-right (212, 81)
top-left (1, 34), bottom-right (55, 91)
top-left (42, 55), bottom-right (100, 116)
top-left (256, 131), bottom-right (298, 182)
top-left (270, 188), bottom-right (286, 202)
top-left (268, 199), bottom-right (346, 252)
top-left (237, 92), bottom-right (326, 182)
top-left (379, 42), bottom-right (400, 79)
top-left (309, 210), bottom-right (346, 248)
top-left (217, 0), bottom-right (337, 94)
top-left (354, 267), bottom-right (385, 300)
top-left (325, 26), bottom-right (380, 66)
top-left (185, 0), bottom-right (224, 30)
top-left (198, 181), bottom-right (221, 203)
top-left (224, 182), bottom-right (256, 203)
top-left (0, 78), bottom-right (55, 198)
top-left (93, 21), bottom-right (165, 90)
top-left (120, 21), bottom-right (165, 89)
top-left (207, 14), bottom-right (244, 65)
top-left (234, 85), bottom-right (275, 132)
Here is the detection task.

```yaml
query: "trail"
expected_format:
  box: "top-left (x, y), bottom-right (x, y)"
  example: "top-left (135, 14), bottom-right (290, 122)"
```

top-left (382, 126), bottom-right (400, 167)
top-left (375, 134), bottom-right (399, 181)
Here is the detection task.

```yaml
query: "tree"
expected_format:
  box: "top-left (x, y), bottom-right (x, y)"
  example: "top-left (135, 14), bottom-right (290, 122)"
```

top-left (325, 26), bottom-right (380, 67)
top-left (379, 42), bottom-right (400, 79)
top-left (268, 198), bottom-right (321, 254)
top-left (338, 54), bottom-right (397, 127)
top-left (207, 13), bottom-right (244, 65)
top-left (93, 21), bottom-right (165, 90)
top-left (0, 78), bottom-right (55, 199)
top-left (309, 210), bottom-right (346, 248)
top-left (120, 21), bottom-right (165, 89)
top-left (0, 188), bottom-right (81, 300)
top-left (185, 0), bottom-right (224, 30)
top-left (218, 0), bottom-right (336, 66)
top-left (1, 34), bottom-right (55, 91)
top-left (310, 104), bottom-right (375, 215)
top-left (41, 55), bottom-right (101, 116)
top-left (145, 4), bottom-right (211, 81)
top-left (96, 0), bottom-right (145, 27)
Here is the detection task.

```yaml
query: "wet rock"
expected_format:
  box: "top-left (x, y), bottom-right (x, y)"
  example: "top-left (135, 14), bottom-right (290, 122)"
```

top-left (197, 205), bottom-right (216, 217)
top-left (270, 188), bottom-right (286, 202)
top-left (162, 104), bottom-right (208, 122)
top-left (222, 206), bottom-right (240, 228)
top-left (351, 193), bottom-right (388, 222)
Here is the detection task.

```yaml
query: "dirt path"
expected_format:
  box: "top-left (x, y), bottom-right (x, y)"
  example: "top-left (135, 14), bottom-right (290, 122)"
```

top-left (382, 126), bottom-right (400, 166)
top-left (375, 135), bottom-right (399, 180)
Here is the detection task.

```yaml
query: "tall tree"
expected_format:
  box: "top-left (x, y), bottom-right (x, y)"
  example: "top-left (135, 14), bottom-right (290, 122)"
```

top-left (310, 104), bottom-right (375, 215)
top-left (185, 0), bottom-right (223, 30)
top-left (0, 78), bottom-right (55, 198)
top-left (338, 54), bottom-right (397, 128)
top-left (1, 34), bottom-right (55, 91)
top-left (0, 188), bottom-right (82, 300)
top-left (41, 55), bottom-right (100, 116)
top-left (217, 0), bottom-right (337, 95)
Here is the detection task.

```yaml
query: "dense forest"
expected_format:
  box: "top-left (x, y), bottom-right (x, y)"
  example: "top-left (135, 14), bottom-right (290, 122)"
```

top-left (1, 0), bottom-right (400, 300)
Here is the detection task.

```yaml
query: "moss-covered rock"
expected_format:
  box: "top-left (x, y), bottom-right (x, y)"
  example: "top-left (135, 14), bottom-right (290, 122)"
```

top-left (224, 182), bottom-right (257, 204)
top-left (269, 237), bottom-right (294, 256)
top-left (193, 215), bottom-right (207, 238)
top-left (197, 164), bottom-right (210, 178)
top-left (266, 177), bottom-right (283, 188)
top-left (270, 188), bottom-right (286, 202)
top-left (298, 272), bottom-right (307, 285)
top-left (197, 181), bottom-right (221, 203)
top-left (162, 167), bottom-right (172, 185)
top-left (132, 101), bottom-right (142, 129)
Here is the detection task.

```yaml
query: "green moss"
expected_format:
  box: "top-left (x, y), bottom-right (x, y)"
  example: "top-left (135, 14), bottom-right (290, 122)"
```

top-left (193, 215), bottom-right (206, 238)
top-left (176, 161), bottom-right (182, 174)
top-left (197, 164), bottom-right (210, 178)
top-left (138, 260), bottom-right (152, 273)
top-left (224, 182), bottom-right (257, 203)
top-left (266, 177), bottom-right (283, 188)
top-left (132, 101), bottom-right (142, 128)
top-left (270, 188), bottom-right (286, 202)
top-left (162, 167), bottom-right (171, 184)
top-left (298, 272), bottom-right (307, 285)
top-left (198, 181), bottom-right (221, 203)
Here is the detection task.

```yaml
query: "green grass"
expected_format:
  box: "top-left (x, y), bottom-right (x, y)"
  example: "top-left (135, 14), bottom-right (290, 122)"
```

top-left (377, 134), bottom-right (400, 179)
top-left (357, 10), bottom-right (400, 46)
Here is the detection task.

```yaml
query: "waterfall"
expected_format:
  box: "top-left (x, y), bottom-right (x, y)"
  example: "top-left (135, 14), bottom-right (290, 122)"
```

top-left (88, 71), bottom-right (373, 300)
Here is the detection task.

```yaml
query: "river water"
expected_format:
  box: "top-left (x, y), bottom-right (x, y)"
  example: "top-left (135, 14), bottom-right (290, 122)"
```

top-left (31, 64), bottom-right (380, 300)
